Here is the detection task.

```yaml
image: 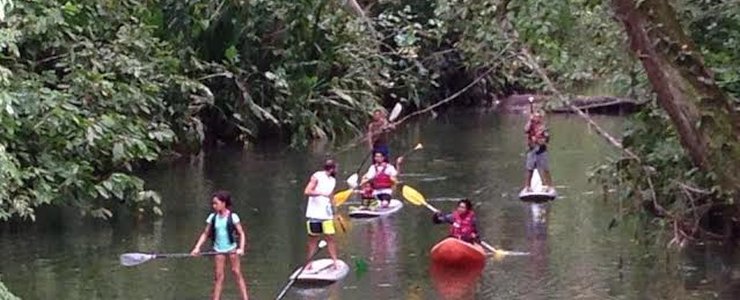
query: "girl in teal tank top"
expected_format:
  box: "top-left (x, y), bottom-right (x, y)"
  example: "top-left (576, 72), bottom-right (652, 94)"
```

top-left (190, 191), bottom-right (250, 300)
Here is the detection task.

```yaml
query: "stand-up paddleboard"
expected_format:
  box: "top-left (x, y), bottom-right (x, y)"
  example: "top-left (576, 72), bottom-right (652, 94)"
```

top-left (348, 199), bottom-right (403, 218)
top-left (289, 259), bottom-right (349, 285)
top-left (519, 170), bottom-right (557, 202)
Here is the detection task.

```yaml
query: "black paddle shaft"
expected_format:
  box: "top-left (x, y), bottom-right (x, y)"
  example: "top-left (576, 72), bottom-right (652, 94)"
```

top-left (274, 243), bottom-right (327, 300)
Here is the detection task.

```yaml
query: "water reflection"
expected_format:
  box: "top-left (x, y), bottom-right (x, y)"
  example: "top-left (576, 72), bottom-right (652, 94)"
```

top-left (524, 203), bottom-right (550, 299)
top-left (367, 218), bottom-right (400, 298)
top-left (1, 113), bottom-right (739, 299)
top-left (430, 262), bottom-right (483, 300)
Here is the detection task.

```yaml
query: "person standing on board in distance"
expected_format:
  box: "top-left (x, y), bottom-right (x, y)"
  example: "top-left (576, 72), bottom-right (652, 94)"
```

top-left (360, 151), bottom-right (403, 209)
top-left (190, 191), bottom-right (249, 300)
top-left (523, 109), bottom-right (554, 193)
top-left (303, 159), bottom-right (339, 269)
top-left (367, 108), bottom-right (395, 157)
top-left (431, 199), bottom-right (480, 244)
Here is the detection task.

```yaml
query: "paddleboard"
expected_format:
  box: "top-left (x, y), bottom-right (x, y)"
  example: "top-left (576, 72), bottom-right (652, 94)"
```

top-left (289, 259), bottom-right (349, 284)
top-left (348, 199), bottom-right (403, 218)
top-left (519, 170), bottom-right (557, 202)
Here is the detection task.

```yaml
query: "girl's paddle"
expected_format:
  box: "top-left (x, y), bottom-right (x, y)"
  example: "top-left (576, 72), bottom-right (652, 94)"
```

top-left (120, 251), bottom-right (221, 267)
top-left (335, 143), bottom-right (423, 207)
top-left (398, 143), bottom-right (423, 160)
top-left (400, 185), bottom-right (530, 257)
top-left (275, 240), bottom-right (328, 300)
top-left (528, 96), bottom-right (535, 114)
top-left (346, 102), bottom-right (403, 188)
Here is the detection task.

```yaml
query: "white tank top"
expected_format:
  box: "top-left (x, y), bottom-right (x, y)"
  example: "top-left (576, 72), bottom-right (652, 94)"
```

top-left (305, 171), bottom-right (336, 220)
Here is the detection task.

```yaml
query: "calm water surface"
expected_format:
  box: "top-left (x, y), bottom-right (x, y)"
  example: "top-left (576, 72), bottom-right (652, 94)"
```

top-left (1, 112), bottom-right (739, 299)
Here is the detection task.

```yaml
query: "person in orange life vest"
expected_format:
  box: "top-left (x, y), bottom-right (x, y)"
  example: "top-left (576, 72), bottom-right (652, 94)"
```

top-left (431, 199), bottom-right (480, 244)
top-left (303, 159), bottom-right (339, 270)
top-left (360, 151), bottom-right (403, 208)
top-left (523, 110), bottom-right (554, 192)
top-left (190, 191), bottom-right (249, 300)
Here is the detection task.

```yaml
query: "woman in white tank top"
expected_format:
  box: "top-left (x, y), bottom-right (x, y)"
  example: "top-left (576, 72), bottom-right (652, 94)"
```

top-left (302, 160), bottom-right (340, 270)
top-left (305, 169), bottom-right (336, 220)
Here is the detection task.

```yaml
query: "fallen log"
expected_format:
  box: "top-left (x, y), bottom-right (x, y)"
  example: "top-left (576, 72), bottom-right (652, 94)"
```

top-left (499, 94), bottom-right (646, 115)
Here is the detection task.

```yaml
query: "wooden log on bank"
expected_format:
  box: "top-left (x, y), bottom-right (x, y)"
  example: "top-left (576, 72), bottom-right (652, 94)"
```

top-left (549, 96), bottom-right (647, 115)
top-left (500, 94), bottom-right (646, 115)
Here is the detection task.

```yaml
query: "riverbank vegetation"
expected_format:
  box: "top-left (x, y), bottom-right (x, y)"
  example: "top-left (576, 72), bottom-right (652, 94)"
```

top-left (1, 1), bottom-right (738, 246)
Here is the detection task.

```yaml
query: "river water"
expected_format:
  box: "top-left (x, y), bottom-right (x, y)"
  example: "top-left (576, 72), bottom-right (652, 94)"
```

top-left (1, 112), bottom-right (738, 299)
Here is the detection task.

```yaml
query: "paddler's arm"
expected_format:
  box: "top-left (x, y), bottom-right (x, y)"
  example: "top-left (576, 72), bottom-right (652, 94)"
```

top-left (303, 175), bottom-right (328, 197)
top-left (359, 167), bottom-right (374, 186)
top-left (431, 212), bottom-right (453, 224)
top-left (190, 224), bottom-right (210, 256)
top-left (235, 222), bottom-right (247, 255)
top-left (394, 157), bottom-right (404, 176)
top-left (366, 123), bottom-right (375, 149)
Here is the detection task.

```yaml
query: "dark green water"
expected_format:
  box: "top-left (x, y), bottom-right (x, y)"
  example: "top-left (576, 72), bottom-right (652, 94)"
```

top-left (1, 112), bottom-right (738, 299)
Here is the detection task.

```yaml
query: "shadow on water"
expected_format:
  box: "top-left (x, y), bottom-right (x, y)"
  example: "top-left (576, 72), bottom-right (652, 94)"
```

top-left (1, 111), bottom-right (739, 299)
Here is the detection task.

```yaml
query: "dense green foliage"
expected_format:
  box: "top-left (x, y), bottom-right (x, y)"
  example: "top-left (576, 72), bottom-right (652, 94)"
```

top-left (591, 0), bottom-right (740, 239)
top-left (0, 0), bottom-right (468, 220)
top-left (1, 0), bottom-right (737, 228)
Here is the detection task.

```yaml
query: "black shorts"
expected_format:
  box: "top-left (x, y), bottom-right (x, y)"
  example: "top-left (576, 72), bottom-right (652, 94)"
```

top-left (306, 219), bottom-right (335, 236)
top-left (376, 194), bottom-right (391, 201)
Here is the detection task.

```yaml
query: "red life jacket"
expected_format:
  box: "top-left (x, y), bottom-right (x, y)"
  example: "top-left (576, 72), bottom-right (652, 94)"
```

top-left (372, 164), bottom-right (394, 189)
top-left (449, 211), bottom-right (477, 240)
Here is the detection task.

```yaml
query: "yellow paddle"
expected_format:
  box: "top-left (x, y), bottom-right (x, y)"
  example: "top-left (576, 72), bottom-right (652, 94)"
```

top-left (400, 185), bottom-right (441, 213)
top-left (332, 189), bottom-right (355, 207)
top-left (400, 185), bottom-right (530, 257)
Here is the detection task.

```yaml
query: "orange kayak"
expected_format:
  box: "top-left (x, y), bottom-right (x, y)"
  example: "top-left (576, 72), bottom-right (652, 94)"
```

top-left (430, 237), bottom-right (487, 270)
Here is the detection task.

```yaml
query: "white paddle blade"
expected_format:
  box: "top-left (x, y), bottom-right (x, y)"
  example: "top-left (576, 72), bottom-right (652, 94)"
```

top-left (318, 240), bottom-right (328, 248)
top-left (528, 96), bottom-right (535, 103)
top-left (346, 174), bottom-right (359, 188)
top-left (120, 253), bottom-right (156, 266)
top-left (413, 143), bottom-right (423, 150)
top-left (388, 103), bottom-right (402, 121)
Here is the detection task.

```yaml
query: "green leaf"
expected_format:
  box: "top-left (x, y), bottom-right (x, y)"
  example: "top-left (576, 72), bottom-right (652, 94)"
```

top-left (112, 142), bottom-right (125, 162)
top-left (224, 45), bottom-right (239, 63)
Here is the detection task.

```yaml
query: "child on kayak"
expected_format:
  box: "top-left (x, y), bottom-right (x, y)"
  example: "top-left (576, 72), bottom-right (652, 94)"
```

top-left (190, 191), bottom-right (249, 300)
top-left (432, 199), bottom-right (480, 244)
top-left (358, 182), bottom-right (377, 209)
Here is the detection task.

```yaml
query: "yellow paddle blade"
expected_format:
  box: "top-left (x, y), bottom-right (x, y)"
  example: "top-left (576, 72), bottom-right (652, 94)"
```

top-left (333, 189), bottom-right (353, 206)
top-left (401, 185), bottom-right (426, 206)
top-left (491, 251), bottom-right (506, 262)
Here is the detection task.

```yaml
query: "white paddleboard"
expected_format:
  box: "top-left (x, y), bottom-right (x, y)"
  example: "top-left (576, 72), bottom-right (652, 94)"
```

top-left (348, 199), bottom-right (403, 218)
top-left (519, 170), bottom-right (557, 202)
top-left (289, 259), bottom-right (349, 284)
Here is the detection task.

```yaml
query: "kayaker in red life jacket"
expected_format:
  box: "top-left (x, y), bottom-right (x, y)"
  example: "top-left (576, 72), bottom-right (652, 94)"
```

top-left (360, 151), bottom-right (403, 208)
top-left (432, 199), bottom-right (480, 244)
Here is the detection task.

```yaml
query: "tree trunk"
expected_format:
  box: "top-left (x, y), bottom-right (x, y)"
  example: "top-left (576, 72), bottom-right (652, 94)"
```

top-left (611, 0), bottom-right (740, 197)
